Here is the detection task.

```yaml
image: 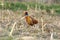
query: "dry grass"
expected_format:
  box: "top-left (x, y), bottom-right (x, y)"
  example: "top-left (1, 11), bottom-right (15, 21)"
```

top-left (0, 9), bottom-right (60, 40)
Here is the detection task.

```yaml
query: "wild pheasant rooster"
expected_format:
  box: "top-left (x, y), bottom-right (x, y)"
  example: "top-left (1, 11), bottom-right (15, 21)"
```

top-left (24, 11), bottom-right (38, 26)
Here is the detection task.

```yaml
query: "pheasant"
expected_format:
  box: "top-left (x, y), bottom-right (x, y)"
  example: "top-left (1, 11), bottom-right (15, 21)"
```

top-left (24, 11), bottom-right (38, 26)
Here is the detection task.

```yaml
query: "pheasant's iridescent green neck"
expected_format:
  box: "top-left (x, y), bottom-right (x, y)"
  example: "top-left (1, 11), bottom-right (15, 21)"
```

top-left (25, 13), bottom-right (28, 16)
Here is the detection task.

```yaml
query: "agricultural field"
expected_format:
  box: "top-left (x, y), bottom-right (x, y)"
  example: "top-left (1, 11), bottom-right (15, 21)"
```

top-left (0, 2), bottom-right (60, 40)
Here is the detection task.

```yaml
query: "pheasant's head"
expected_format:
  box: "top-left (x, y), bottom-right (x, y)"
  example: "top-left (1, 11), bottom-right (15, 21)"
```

top-left (25, 11), bottom-right (28, 16)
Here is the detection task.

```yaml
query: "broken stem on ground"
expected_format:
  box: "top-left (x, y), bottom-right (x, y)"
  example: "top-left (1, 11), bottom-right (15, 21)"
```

top-left (9, 22), bottom-right (16, 37)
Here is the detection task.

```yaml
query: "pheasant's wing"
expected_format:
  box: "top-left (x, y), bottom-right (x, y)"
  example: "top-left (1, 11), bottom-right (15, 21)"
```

top-left (30, 16), bottom-right (38, 24)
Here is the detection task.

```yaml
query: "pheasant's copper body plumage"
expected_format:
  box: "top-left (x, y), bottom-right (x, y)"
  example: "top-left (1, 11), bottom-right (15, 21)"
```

top-left (24, 12), bottom-right (38, 26)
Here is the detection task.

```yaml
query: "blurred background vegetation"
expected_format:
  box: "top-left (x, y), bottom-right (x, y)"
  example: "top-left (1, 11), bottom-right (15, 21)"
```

top-left (0, 0), bottom-right (60, 13)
